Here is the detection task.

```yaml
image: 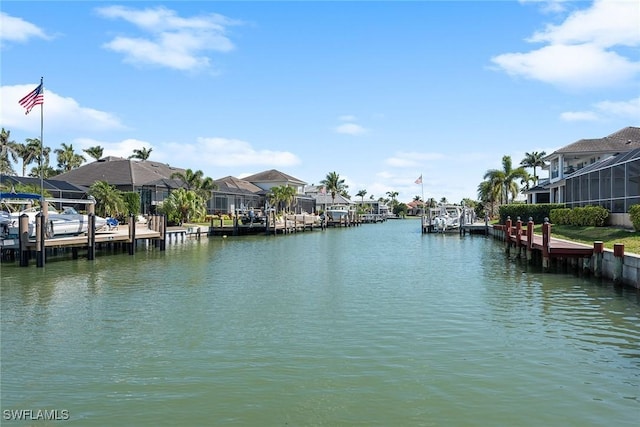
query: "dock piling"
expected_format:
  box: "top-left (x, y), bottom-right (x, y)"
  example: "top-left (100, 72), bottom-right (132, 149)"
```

top-left (613, 244), bottom-right (624, 285)
top-left (593, 241), bottom-right (604, 278)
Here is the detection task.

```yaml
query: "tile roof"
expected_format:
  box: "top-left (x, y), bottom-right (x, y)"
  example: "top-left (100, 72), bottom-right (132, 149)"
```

top-left (214, 176), bottom-right (264, 195)
top-left (53, 157), bottom-right (185, 187)
top-left (548, 126), bottom-right (640, 156)
top-left (241, 169), bottom-right (306, 185)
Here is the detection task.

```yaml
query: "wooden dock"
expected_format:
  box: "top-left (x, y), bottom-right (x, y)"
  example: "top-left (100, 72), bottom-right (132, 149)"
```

top-left (491, 217), bottom-right (617, 277)
top-left (1, 215), bottom-right (169, 267)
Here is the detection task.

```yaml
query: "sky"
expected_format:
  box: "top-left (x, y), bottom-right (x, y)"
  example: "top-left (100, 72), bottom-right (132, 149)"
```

top-left (1, 0), bottom-right (639, 205)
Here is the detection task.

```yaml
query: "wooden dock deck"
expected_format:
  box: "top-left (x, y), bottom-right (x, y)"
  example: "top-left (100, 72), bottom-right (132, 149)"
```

top-left (494, 223), bottom-right (594, 258)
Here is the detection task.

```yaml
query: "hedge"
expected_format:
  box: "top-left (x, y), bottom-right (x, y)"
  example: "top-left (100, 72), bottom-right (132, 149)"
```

top-left (498, 203), bottom-right (565, 224)
top-left (629, 204), bottom-right (640, 231)
top-left (549, 205), bottom-right (609, 227)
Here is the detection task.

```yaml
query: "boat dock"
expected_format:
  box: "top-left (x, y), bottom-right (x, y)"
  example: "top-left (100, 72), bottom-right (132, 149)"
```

top-left (492, 217), bottom-right (637, 287)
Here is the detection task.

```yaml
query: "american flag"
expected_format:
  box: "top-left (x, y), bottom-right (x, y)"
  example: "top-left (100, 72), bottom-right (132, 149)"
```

top-left (19, 82), bottom-right (44, 114)
top-left (415, 175), bottom-right (423, 185)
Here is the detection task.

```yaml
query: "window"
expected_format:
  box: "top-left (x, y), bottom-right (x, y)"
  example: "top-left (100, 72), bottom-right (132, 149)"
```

top-left (600, 169), bottom-right (611, 199)
top-left (628, 159), bottom-right (639, 197)
top-left (612, 165), bottom-right (625, 198)
top-left (589, 172), bottom-right (599, 201)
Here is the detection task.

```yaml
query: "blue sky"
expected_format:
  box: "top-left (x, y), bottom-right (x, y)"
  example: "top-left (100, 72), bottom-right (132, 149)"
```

top-left (1, 0), bottom-right (638, 204)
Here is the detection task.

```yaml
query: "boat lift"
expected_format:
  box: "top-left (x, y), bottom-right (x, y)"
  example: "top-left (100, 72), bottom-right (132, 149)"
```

top-left (1, 193), bottom-right (98, 268)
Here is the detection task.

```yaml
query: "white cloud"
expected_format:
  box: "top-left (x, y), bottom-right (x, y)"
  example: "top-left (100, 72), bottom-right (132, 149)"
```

top-left (159, 137), bottom-right (300, 168)
top-left (96, 5), bottom-right (240, 72)
top-left (492, 0), bottom-right (640, 89)
top-left (528, 0), bottom-right (640, 47)
top-left (493, 43), bottom-right (639, 90)
top-left (560, 111), bottom-right (600, 122)
top-left (338, 115), bottom-right (357, 122)
top-left (595, 97), bottom-right (640, 118)
top-left (0, 12), bottom-right (52, 45)
top-left (0, 84), bottom-right (126, 133)
top-left (560, 96), bottom-right (640, 122)
top-left (335, 123), bottom-right (368, 135)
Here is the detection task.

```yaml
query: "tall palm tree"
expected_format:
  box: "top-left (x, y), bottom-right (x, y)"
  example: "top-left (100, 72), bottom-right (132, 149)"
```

top-left (477, 180), bottom-right (499, 218)
top-left (320, 171), bottom-right (347, 204)
top-left (520, 171), bottom-right (534, 191)
top-left (129, 147), bottom-right (153, 161)
top-left (483, 155), bottom-right (529, 205)
top-left (520, 151), bottom-right (547, 184)
top-left (170, 168), bottom-right (217, 199)
top-left (83, 146), bottom-right (104, 161)
top-left (356, 189), bottom-right (367, 204)
top-left (267, 185), bottom-right (297, 213)
top-left (55, 143), bottom-right (85, 172)
top-left (15, 138), bottom-right (41, 176)
top-left (0, 128), bottom-right (18, 175)
top-left (386, 191), bottom-right (399, 207)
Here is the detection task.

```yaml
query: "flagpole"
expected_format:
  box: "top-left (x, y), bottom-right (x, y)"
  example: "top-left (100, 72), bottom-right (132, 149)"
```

top-left (39, 76), bottom-right (44, 201)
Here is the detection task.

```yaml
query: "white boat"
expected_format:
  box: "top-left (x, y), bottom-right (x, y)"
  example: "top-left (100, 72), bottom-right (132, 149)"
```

top-left (429, 205), bottom-right (463, 232)
top-left (285, 212), bottom-right (321, 225)
top-left (326, 205), bottom-right (350, 221)
top-left (8, 206), bottom-right (107, 238)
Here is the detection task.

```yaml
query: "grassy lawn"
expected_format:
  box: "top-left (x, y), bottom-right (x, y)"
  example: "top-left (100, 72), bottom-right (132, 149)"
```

top-left (533, 224), bottom-right (640, 255)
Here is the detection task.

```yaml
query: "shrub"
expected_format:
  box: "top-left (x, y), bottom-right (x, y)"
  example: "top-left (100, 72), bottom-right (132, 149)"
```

top-left (498, 203), bottom-right (565, 224)
top-left (550, 208), bottom-right (572, 225)
top-left (550, 205), bottom-right (609, 226)
top-left (629, 204), bottom-right (640, 231)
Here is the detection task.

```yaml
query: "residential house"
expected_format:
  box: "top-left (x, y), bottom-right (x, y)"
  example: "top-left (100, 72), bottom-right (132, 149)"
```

top-left (52, 156), bottom-right (186, 214)
top-left (242, 169), bottom-right (315, 214)
top-left (210, 176), bottom-right (264, 215)
top-left (538, 126), bottom-right (640, 204)
top-left (527, 126), bottom-right (640, 227)
top-left (563, 147), bottom-right (639, 226)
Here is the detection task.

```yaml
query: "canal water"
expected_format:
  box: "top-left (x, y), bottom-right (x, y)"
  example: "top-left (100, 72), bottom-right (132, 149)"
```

top-left (1, 219), bottom-right (638, 426)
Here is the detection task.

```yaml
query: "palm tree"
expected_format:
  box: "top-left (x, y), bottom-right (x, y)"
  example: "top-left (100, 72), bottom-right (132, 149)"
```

top-left (320, 171), bottom-right (348, 204)
top-left (161, 188), bottom-right (206, 225)
top-left (129, 147), bottom-right (153, 161)
top-left (15, 138), bottom-right (41, 176)
top-left (520, 171), bottom-right (534, 192)
top-left (170, 168), bottom-right (217, 199)
top-left (55, 143), bottom-right (85, 172)
top-left (386, 191), bottom-right (399, 209)
top-left (356, 189), bottom-right (367, 202)
top-left (267, 185), bottom-right (297, 213)
top-left (83, 146), bottom-right (104, 161)
top-left (89, 181), bottom-right (125, 217)
top-left (0, 128), bottom-right (18, 175)
top-left (477, 180), bottom-right (500, 218)
top-left (483, 155), bottom-right (528, 205)
top-left (520, 151), bottom-right (547, 184)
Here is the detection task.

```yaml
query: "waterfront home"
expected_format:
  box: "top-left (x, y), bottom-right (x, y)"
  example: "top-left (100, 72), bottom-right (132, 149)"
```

top-left (53, 156), bottom-right (186, 215)
top-left (242, 169), bottom-right (316, 214)
top-left (210, 176), bottom-right (264, 215)
top-left (524, 126), bottom-right (640, 227)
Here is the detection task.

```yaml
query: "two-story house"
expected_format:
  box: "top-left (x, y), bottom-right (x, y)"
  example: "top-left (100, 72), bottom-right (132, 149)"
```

top-left (540, 127), bottom-right (640, 204)
top-left (530, 126), bottom-right (640, 227)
